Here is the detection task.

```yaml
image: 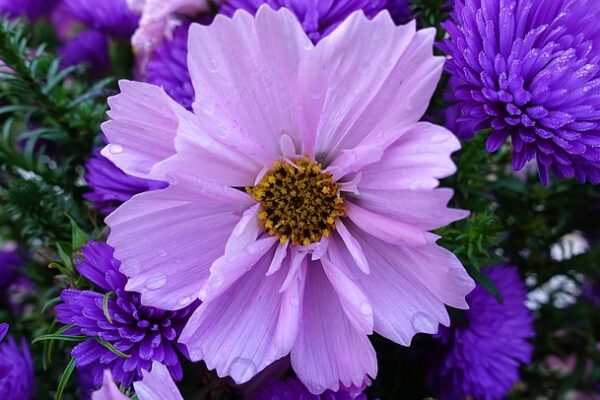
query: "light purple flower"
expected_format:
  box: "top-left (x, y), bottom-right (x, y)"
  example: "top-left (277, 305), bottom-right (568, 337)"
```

top-left (0, 323), bottom-right (35, 399)
top-left (102, 7), bottom-right (474, 393)
top-left (440, 0), bottom-right (600, 185)
top-left (428, 266), bottom-right (535, 399)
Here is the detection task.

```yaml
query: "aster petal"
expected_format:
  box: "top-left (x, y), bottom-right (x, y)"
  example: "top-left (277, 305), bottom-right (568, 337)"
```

top-left (307, 13), bottom-right (444, 162)
top-left (345, 226), bottom-right (475, 345)
top-left (187, 6), bottom-right (311, 164)
top-left (291, 261), bottom-right (377, 394)
top-left (91, 370), bottom-right (129, 400)
top-left (132, 362), bottom-right (183, 400)
top-left (106, 178), bottom-right (252, 310)
top-left (179, 248), bottom-right (304, 384)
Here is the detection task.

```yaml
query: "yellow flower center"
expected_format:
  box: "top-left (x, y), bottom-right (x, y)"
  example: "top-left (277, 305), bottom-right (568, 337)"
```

top-left (248, 158), bottom-right (346, 246)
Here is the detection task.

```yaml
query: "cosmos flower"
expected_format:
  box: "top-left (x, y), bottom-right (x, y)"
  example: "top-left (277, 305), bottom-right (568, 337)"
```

top-left (0, 0), bottom-right (60, 20)
top-left (102, 7), bottom-right (474, 393)
top-left (55, 242), bottom-right (197, 387)
top-left (428, 266), bottom-right (534, 400)
top-left (440, 0), bottom-right (600, 185)
top-left (0, 323), bottom-right (35, 399)
top-left (92, 362), bottom-right (182, 400)
top-left (253, 377), bottom-right (367, 400)
top-left (84, 148), bottom-right (167, 214)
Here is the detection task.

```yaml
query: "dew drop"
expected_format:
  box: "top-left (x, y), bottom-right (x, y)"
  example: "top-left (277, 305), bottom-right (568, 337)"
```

top-left (109, 144), bottom-right (123, 154)
top-left (230, 358), bottom-right (257, 383)
top-left (187, 346), bottom-right (203, 360)
top-left (206, 57), bottom-right (219, 72)
top-left (145, 275), bottom-right (167, 290)
top-left (290, 297), bottom-right (299, 307)
top-left (411, 312), bottom-right (438, 334)
top-left (359, 302), bottom-right (373, 316)
top-left (158, 248), bottom-right (168, 257)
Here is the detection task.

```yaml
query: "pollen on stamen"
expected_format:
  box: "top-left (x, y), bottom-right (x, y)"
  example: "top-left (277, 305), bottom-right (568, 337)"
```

top-left (248, 158), bottom-right (346, 246)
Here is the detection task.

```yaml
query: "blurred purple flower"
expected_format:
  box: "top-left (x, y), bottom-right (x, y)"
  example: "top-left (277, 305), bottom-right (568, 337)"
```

top-left (59, 30), bottom-right (111, 72)
top-left (440, 0), bottom-right (600, 185)
top-left (428, 266), bottom-right (535, 400)
top-left (0, 323), bottom-right (35, 399)
top-left (0, 0), bottom-right (60, 20)
top-left (62, 0), bottom-right (139, 38)
top-left (55, 242), bottom-right (197, 387)
top-left (84, 148), bottom-right (167, 214)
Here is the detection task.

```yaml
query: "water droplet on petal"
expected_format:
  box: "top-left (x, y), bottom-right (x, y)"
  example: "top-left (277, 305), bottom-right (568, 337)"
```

top-left (230, 357), bottom-right (257, 383)
top-left (290, 297), bottom-right (299, 307)
top-left (359, 302), bottom-right (373, 316)
top-left (411, 312), bottom-right (438, 334)
top-left (145, 275), bottom-right (167, 290)
top-left (109, 144), bottom-right (123, 154)
top-left (187, 346), bottom-right (203, 360)
top-left (207, 57), bottom-right (219, 73)
top-left (158, 248), bottom-right (167, 257)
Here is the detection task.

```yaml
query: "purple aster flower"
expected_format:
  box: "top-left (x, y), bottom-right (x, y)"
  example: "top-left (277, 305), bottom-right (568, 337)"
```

top-left (428, 266), bottom-right (535, 400)
top-left (253, 378), bottom-right (367, 400)
top-left (146, 23), bottom-right (194, 109)
top-left (55, 241), bottom-right (197, 388)
top-left (62, 0), bottom-right (140, 38)
top-left (0, 0), bottom-right (60, 20)
top-left (84, 148), bottom-right (167, 214)
top-left (102, 7), bottom-right (475, 394)
top-left (60, 30), bottom-right (111, 73)
top-left (440, 0), bottom-right (600, 185)
top-left (0, 324), bottom-right (35, 399)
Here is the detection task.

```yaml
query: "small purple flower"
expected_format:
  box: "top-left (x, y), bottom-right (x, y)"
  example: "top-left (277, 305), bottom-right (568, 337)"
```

top-left (0, 0), bottom-right (60, 20)
top-left (84, 148), bottom-right (167, 214)
top-left (55, 242), bottom-right (197, 388)
top-left (0, 324), bottom-right (35, 399)
top-left (441, 0), bottom-right (600, 185)
top-left (62, 0), bottom-right (139, 38)
top-left (253, 378), bottom-right (367, 400)
top-left (428, 266), bottom-right (535, 400)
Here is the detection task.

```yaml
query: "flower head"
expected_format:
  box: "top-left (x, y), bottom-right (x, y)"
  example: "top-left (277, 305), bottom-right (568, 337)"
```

top-left (55, 242), bottom-right (197, 387)
top-left (102, 7), bottom-right (474, 393)
top-left (441, 0), bottom-right (600, 184)
top-left (428, 266), bottom-right (535, 399)
top-left (84, 148), bottom-right (167, 214)
top-left (0, 324), bottom-right (35, 399)
top-left (253, 377), bottom-right (367, 400)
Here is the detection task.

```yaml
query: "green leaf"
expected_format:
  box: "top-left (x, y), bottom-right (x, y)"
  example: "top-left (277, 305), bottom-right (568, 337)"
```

top-left (55, 242), bottom-right (73, 271)
top-left (66, 213), bottom-right (88, 250)
top-left (55, 357), bottom-right (76, 400)
top-left (33, 333), bottom-right (87, 344)
top-left (103, 291), bottom-right (113, 324)
top-left (95, 338), bottom-right (131, 358)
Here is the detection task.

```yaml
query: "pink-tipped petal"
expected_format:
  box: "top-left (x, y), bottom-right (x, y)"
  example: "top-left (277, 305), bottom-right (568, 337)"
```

top-left (347, 226), bottom-right (475, 346)
top-left (306, 12), bottom-right (444, 162)
top-left (346, 202), bottom-right (428, 248)
top-left (291, 263), bottom-right (377, 394)
top-left (105, 177), bottom-right (252, 310)
top-left (133, 362), bottom-right (184, 400)
top-left (101, 80), bottom-right (188, 180)
top-left (91, 370), bottom-right (129, 400)
top-left (359, 122), bottom-right (461, 191)
top-left (187, 6), bottom-right (312, 163)
top-left (179, 249), bottom-right (304, 384)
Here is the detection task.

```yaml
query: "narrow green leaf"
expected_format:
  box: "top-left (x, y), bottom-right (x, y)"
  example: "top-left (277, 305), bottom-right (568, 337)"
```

top-left (33, 333), bottom-right (87, 344)
top-left (95, 338), bottom-right (131, 358)
top-left (66, 213), bottom-right (88, 250)
top-left (41, 296), bottom-right (61, 313)
top-left (103, 292), bottom-right (113, 324)
top-left (55, 357), bottom-right (76, 400)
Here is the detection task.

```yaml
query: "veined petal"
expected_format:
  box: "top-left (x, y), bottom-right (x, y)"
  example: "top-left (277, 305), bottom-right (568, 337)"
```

top-left (132, 362), bottom-right (184, 400)
top-left (91, 370), bottom-right (129, 400)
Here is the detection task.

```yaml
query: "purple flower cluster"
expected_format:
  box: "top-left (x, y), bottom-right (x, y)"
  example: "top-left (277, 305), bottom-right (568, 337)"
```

top-left (84, 148), bottom-right (167, 214)
top-left (0, 324), bottom-right (35, 399)
top-left (441, 0), bottom-right (600, 184)
top-left (55, 242), bottom-right (197, 388)
top-left (428, 266), bottom-right (535, 399)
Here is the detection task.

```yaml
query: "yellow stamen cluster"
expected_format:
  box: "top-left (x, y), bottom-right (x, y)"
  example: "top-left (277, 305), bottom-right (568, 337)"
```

top-left (248, 158), bottom-right (346, 246)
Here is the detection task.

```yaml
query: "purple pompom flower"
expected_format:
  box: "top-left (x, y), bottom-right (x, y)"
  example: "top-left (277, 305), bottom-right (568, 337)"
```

top-left (0, 0), bottom-right (60, 20)
top-left (441, 0), bottom-right (600, 184)
top-left (55, 242), bottom-right (197, 388)
top-left (428, 266), bottom-right (535, 400)
top-left (101, 7), bottom-right (475, 393)
top-left (84, 148), bottom-right (167, 214)
top-left (0, 323), bottom-right (35, 399)
top-left (253, 378), bottom-right (367, 400)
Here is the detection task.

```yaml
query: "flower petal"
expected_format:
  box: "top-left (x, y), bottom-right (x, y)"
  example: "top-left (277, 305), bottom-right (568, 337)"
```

top-left (291, 262), bottom-right (377, 394)
top-left (105, 177), bottom-right (252, 310)
top-left (91, 370), bottom-right (130, 400)
top-left (132, 362), bottom-right (183, 400)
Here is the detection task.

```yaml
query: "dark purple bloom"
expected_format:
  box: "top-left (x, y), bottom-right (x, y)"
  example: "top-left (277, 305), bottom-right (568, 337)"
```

top-left (62, 0), bottom-right (139, 38)
top-left (441, 0), bottom-right (600, 185)
top-left (0, 0), bottom-right (60, 20)
top-left (60, 30), bottom-right (110, 73)
top-left (428, 266), bottom-right (535, 400)
top-left (55, 242), bottom-right (197, 388)
top-left (0, 323), bottom-right (35, 399)
top-left (253, 377), bottom-right (367, 400)
top-left (146, 23), bottom-right (194, 109)
top-left (84, 148), bottom-right (167, 214)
